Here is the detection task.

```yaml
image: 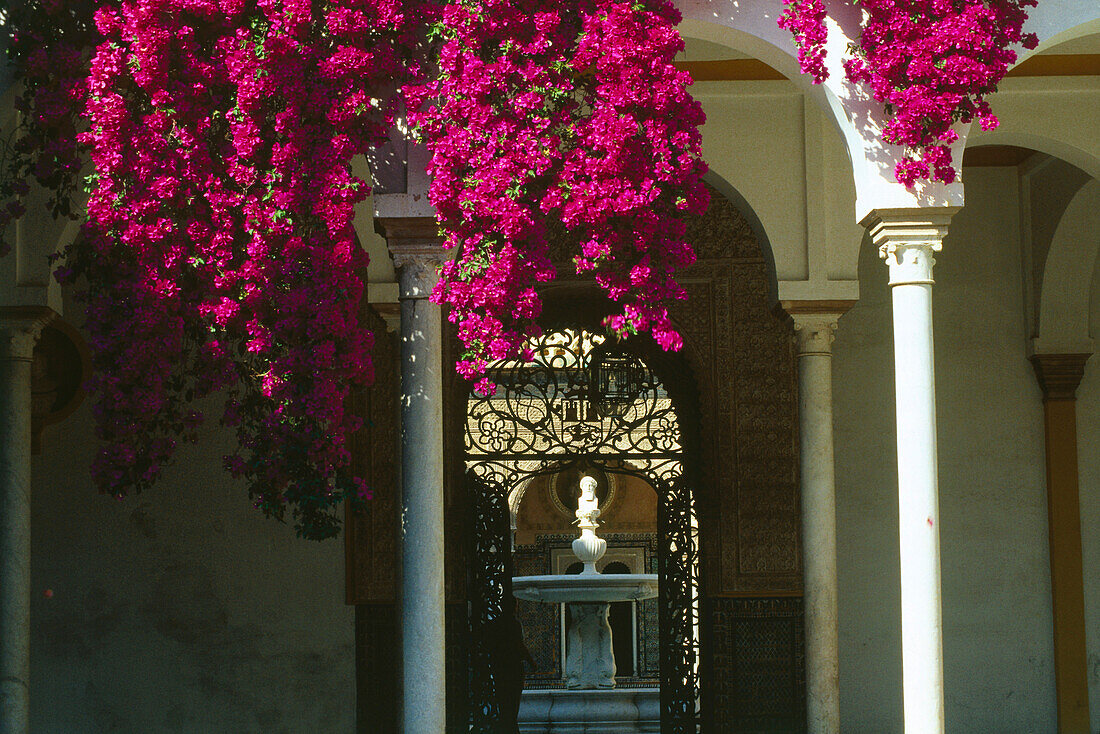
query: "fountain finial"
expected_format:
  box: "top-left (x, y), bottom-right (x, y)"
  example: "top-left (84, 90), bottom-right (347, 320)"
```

top-left (576, 476), bottom-right (600, 525)
top-left (572, 476), bottom-right (606, 574)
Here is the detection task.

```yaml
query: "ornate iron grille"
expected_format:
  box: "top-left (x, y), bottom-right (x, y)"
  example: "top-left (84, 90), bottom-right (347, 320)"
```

top-left (466, 473), bottom-right (513, 731)
top-left (465, 328), bottom-right (700, 733)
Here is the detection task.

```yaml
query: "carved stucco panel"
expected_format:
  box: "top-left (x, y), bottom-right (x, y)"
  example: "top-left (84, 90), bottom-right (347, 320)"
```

top-left (346, 307), bottom-right (400, 603)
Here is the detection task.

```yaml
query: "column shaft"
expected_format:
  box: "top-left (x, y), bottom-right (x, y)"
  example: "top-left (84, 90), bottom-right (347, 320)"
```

top-left (791, 311), bottom-right (845, 734)
top-left (865, 207), bottom-right (956, 734)
top-left (395, 254), bottom-right (446, 734)
top-left (0, 311), bottom-right (51, 734)
top-left (889, 270), bottom-right (944, 734)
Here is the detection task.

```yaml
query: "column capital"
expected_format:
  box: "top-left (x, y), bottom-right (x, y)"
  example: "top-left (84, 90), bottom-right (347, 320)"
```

top-left (376, 217), bottom-right (449, 300)
top-left (783, 302), bottom-right (854, 357)
top-left (861, 207), bottom-right (960, 287)
top-left (1030, 353), bottom-right (1091, 400)
top-left (0, 306), bottom-right (57, 361)
top-left (790, 317), bottom-right (840, 358)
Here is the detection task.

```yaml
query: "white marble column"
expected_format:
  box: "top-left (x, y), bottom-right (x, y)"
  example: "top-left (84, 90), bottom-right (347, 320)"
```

top-left (390, 243), bottom-right (447, 734)
top-left (790, 308), bottom-right (848, 734)
top-left (0, 308), bottom-right (53, 734)
top-left (863, 208), bottom-right (957, 734)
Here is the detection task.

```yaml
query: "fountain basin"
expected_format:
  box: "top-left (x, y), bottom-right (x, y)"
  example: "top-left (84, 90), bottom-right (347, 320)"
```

top-left (514, 573), bottom-right (658, 691)
top-left (512, 574), bottom-right (658, 604)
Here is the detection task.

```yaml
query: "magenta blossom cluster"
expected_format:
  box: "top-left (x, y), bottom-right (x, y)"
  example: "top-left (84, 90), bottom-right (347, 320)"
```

top-left (780, 0), bottom-right (1038, 186)
top-left (66, 0), bottom-right (422, 539)
top-left (5, 0), bottom-right (703, 534)
top-left (778, 0), bottom-right (828, 84)
top-left (0, 0), bottom-right (97, 255)
top-left (408, 0), bottom-right (708, 393)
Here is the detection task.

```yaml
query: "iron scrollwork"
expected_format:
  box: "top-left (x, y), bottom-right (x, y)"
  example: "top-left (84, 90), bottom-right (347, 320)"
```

top-left (465, 328), bottom-right (700, 732)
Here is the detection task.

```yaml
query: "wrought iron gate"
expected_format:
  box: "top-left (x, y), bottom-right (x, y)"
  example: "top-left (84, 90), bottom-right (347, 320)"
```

top-left (464, 328), bottom-right (701, 732)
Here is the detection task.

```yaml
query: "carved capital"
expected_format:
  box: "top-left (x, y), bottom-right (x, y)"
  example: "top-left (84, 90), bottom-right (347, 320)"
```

top-left (791, 315), bottom-right (839, 357)
top-left (0, 306), bottom-right (57, 361)
top-left (392, 246), bottom-right (447, 299)
top-left (783, 302), bottom-right (854, 357)
top-left (880, 242), bottom-right (940, 286)
top-left (376, 217), bottom-right (450, 300)
top-left (1031, 353), bottom-right (1091, 401)
top-left (861, 207), bottom-right (959, 287)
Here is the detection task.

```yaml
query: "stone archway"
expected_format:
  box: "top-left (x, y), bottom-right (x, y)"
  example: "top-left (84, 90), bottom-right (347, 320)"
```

top-left (462, 326), bottom-right (702, 733)
top-left (349, 184), bottom-right (804, 732)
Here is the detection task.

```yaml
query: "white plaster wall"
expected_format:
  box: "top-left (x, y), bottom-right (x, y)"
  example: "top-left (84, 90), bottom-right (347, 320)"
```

top-left (696, 82), bottom-right (808, 281)
top-left (834, 166), bottom-right (1057, 732)
top-left (29, 334), bottom-right (355, 732)
top-left (1078, 260), bottom-right (1100, 734)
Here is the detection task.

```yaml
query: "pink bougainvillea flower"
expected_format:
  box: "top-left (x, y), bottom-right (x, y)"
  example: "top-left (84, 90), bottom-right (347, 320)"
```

top-left (408, 0), bottom-right (708, 387)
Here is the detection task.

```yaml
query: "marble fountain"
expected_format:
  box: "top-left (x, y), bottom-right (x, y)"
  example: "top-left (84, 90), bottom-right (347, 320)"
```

top-left (513, 476), bottom-right (660, 733)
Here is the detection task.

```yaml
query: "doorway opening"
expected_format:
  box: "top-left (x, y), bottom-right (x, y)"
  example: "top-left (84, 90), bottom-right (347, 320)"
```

top-left (464, 327), bottom-right (702, 732)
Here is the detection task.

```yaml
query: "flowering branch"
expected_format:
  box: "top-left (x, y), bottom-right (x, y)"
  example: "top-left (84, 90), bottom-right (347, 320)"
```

top-left (408, 0), bottom-right (708, 393)
top-left (62, 0), bottom-right (424, 539)
top-left (0, 0), bottom-right (97, 255)
top-left (779, 0), bottom-right (1038, 186)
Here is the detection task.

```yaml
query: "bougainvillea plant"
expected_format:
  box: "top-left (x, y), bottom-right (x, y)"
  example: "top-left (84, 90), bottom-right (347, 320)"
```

top-left (405, 0), bottom-right (709, 393)
top-left (779, 0), bottom-right (1038, 186)
top-left (1, 0), bottom-right (703, 536)
top-left (3, 0), bottom-right (429, 539)
top-left (1, 0), bottom-right (1035, 536)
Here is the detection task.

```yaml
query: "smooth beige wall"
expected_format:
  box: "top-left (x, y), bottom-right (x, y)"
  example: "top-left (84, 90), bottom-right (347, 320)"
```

top-left (834, 166), bottom-right (1058, 732)
top-left (1078, 261), bottom-right (1100, 734)
top-left (29, 336), bottom-right (355, 732)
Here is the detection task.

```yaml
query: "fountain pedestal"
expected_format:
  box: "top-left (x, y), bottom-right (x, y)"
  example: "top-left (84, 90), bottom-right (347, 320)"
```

top-left (518, 688), bottom-right (660, 733)
top-left (565, 603), bottom-right (614, 688)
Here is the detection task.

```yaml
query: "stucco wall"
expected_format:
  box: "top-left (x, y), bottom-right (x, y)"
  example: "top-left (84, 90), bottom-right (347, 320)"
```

top-left (834, 165), bottom-right (1058, 732)
top-left (1079, 258), bottom-right (1100, 734)
top-left (9, 45), bottom-right (1099, 733)
top-left (29, 377), bottom-right (355, 732)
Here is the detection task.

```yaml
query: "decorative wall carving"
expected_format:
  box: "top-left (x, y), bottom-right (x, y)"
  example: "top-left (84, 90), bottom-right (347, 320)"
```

top-left (706, 597), bottom-right (806, 733)
top-left (681, 191), bottom-right (800, 593)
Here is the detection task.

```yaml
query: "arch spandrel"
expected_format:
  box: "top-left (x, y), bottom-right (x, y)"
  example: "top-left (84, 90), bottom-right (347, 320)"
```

top-left (677, 5), bottom-right (966, 218)
top-left (966, 113), bottom-right (1100, 186)
top-left (1014, 9), bottom-right (1100, 58)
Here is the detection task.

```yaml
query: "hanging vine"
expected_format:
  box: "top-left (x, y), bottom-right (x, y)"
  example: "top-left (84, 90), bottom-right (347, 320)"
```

top-left (779, 0), bottom-right (1039, 186)
top-left (0, 0), bottom-right (1037, 535)
top-left (405, 0), bottom-right (709, 394)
